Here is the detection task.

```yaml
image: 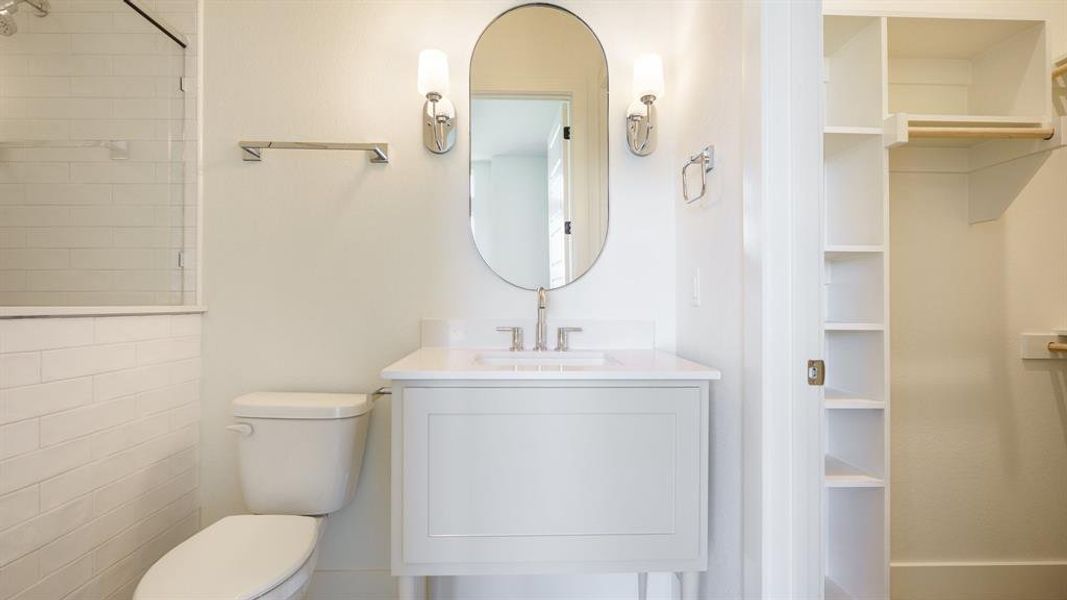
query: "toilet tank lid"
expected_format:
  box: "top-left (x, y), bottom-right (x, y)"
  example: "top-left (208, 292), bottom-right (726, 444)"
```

top-left (233, 392), bottom-right (372, 419)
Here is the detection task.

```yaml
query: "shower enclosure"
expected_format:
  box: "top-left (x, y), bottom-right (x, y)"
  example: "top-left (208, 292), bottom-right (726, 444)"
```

top-left (0, 0), bottom-right (196, 308)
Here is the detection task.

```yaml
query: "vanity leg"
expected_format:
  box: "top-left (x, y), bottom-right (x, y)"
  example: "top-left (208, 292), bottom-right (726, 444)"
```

top-left (397, 576), bottom-right (426, 600)
top-left (637, 572), bottom-right (648, 600)
top-left (678, 572), bottom-right (699, 600)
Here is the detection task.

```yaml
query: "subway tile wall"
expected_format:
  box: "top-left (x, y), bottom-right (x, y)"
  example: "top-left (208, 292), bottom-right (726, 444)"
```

top-left (0, 0), bottom-right (198, 307)
top-left (0, 314), bottom-right (201, 600)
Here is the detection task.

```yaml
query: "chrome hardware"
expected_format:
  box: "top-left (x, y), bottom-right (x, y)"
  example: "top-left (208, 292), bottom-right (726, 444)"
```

top-left (535, 287), bottom-right (548, 351)
top-left (682, 145), bottom-right (715, 204)
top-left (422, 92), bottom-right (457, 154)
top-left (496, 326), bottom-right (525, 352)
top-left (225, 423), bottom-right (253, 436)
top-left (555, 327), bottom-right (583, 352)
top-left (238, 141), bottom-right (390, 164)
top-left (626, 95), bottom-right (658, 156)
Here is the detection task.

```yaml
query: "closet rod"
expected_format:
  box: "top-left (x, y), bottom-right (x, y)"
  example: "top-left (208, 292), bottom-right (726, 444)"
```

top-left (1048, 342), bottom-right (1067, 353)
top-left (1053, 63), bottom-right (1067, 79)
top-left (908, 126), bottom-right (1055, 140)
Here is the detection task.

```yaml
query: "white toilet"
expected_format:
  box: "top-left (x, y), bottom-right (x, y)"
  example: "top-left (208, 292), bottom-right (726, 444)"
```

top-left (134, 392), bottom-right (374, 600)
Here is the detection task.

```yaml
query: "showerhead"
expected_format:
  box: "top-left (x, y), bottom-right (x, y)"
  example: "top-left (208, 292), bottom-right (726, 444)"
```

top-left (0, 0), bottom-right (16, 37)
top-left (0, 0), bottom-right (50, 36)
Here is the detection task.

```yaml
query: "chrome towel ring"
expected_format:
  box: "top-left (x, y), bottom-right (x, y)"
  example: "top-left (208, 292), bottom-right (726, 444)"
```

top-left (682, 145), bottom-right (715, 204)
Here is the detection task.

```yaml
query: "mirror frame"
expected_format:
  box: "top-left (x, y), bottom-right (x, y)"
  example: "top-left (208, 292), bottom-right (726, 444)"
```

top-left (467, 2), bottom-right (610, 291)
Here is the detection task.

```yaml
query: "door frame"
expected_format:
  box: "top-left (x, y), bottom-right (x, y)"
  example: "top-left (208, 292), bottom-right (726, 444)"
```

top-left (741, 0), bottom-right (825, 598)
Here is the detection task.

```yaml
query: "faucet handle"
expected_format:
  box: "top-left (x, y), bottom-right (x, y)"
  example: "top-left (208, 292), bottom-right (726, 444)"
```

top-left (555, 327), bottom-right (583, 352)
top-left (496, 326), bottom-right (524, 351)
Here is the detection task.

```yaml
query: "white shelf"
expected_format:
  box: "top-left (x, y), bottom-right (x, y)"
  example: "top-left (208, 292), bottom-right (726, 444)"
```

top-left (904, 113), bottom-right (1048, 127)
top-left (825, 126), bottom-right (883, 136)
top-left (825, 456), bottom-right (885, 488)
top-left (825, 388), bottom-right (885, 410)
top-left (825, 322), bottom-right (884, 331)
top-left (825, 245), bottom-right (884, 256)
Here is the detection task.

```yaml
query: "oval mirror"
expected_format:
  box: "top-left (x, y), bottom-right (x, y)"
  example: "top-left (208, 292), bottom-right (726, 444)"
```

top-left (470, 4), bottom-right (608, 290)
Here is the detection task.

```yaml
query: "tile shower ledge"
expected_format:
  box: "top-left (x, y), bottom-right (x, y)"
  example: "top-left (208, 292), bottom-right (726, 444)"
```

top-left (0, 305), bottom-right (206, 319)
top-left (381, 347), bottom-right (722, 381)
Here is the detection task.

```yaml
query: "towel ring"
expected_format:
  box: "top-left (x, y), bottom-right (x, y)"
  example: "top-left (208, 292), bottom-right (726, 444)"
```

top-left (682, 145), bottom-right (715, 204)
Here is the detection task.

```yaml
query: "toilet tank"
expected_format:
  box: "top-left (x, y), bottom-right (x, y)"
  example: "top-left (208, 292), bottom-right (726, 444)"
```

top-left (230, 392), bottom-right (373, 516)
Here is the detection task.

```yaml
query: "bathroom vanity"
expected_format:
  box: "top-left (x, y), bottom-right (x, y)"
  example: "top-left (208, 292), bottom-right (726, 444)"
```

top-left (382, 5), bottom-right (721, 597)
top-left (381, 345), bottom-right (721, 600)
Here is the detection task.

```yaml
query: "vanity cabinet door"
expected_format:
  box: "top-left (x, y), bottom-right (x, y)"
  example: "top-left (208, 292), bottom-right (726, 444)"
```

top-left (398, 386), bottom-right (707, 572)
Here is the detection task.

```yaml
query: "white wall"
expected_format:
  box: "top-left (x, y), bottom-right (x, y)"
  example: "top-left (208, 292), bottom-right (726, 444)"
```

top-left (0, 0), bottom-right (198, 307)
top-left (670, 2), bottom-right (745, 598)
top-left (0, 314), bottom-right (202, 600)
top-left (825, 1), bottom-right (1067, 596)
top-left (200, 0), bottom-right (717, 597)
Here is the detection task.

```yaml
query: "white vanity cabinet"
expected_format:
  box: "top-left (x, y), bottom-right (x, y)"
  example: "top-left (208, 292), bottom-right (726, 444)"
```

top-left (382, 348), bottom-right (720, 600)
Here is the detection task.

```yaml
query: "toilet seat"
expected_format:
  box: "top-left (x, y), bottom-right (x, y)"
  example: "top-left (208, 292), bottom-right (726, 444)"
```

top-left (134, 514), bottom-right (322, 600)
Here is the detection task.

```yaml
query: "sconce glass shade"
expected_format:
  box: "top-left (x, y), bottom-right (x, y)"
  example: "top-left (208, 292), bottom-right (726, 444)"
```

top-left (632, 53), bottom-right (664, 100)
top-left (417, 49), bottom-right (450, 96)
top-left (626, 99), bottom-right (649, 118)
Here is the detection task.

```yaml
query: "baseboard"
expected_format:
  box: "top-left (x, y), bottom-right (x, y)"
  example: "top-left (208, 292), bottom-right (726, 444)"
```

top-left (891, 561), bottom-right (1067, 600)
top-left (307, 570), bottom-right (678, 600)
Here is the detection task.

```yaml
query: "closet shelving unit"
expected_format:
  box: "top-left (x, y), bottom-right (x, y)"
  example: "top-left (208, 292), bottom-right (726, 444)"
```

top-left (822, 15), bottom-right (890, 600)
top-left (821, 11), bottom-right (1058, 600)
top-left (881, 17), bottom-right (1064, 222)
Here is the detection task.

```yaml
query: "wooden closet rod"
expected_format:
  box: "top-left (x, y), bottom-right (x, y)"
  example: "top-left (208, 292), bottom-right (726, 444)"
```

top-left (1053, 62), bottom-right (1067, 79)
top-left (909, 126), bottom-right (1055, 140)
top-left (1049, 342), bottom-right (1067, 353)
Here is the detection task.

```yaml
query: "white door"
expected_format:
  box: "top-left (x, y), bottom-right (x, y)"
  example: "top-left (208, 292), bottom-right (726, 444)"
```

top-left (546, 102), bottom-right (571, 287)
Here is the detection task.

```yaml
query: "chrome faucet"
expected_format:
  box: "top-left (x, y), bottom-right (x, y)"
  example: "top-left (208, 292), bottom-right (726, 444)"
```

top-left (535, 287), bottom-right (548, 351)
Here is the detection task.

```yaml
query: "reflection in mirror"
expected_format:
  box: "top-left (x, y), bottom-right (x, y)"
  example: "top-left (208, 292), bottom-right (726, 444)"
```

top-left (470, 4), bottom-right (608, 290)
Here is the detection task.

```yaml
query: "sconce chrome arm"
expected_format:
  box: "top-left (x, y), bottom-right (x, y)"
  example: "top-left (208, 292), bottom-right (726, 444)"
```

top-left (626, 94), bottom-right (657, 156)
top-left (423, 92), bottom-right (456, 154)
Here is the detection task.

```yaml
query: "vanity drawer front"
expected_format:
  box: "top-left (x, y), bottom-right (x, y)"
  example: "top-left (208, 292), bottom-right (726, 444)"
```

top-left (400, 386), bottom-right (706, 569)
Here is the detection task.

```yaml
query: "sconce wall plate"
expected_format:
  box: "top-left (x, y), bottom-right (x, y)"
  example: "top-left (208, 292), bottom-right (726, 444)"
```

top-left (423, 93), bottom-right (456, 154)
top-left (626, 96), bottom-right (657, 156)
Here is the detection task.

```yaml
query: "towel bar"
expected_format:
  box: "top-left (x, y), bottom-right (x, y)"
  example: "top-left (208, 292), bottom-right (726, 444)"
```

top-left (239, 141), bottom-right (389, 164)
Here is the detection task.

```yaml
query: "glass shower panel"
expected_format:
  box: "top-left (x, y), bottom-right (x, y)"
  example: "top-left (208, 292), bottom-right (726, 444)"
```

top-left (0, 0), bottom-right (195, 307)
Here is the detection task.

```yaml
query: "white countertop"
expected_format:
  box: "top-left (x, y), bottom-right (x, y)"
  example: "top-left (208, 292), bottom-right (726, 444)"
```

top-left (380, 347), bottom-right (722, 381)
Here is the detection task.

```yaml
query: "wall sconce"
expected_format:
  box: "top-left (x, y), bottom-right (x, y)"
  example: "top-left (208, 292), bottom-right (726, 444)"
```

top-left (626, 53), bottom-right (664, 156)
top-left (418, 49), bottom-right (456, 154)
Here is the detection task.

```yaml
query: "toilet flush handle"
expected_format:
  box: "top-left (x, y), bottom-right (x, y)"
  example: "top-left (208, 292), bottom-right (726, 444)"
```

top-left (225, 423), bottom-right (253, 436)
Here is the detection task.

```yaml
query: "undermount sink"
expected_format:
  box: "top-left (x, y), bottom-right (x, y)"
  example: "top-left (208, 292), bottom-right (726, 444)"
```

top-left (476, 350), bottom-right (613, 366)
